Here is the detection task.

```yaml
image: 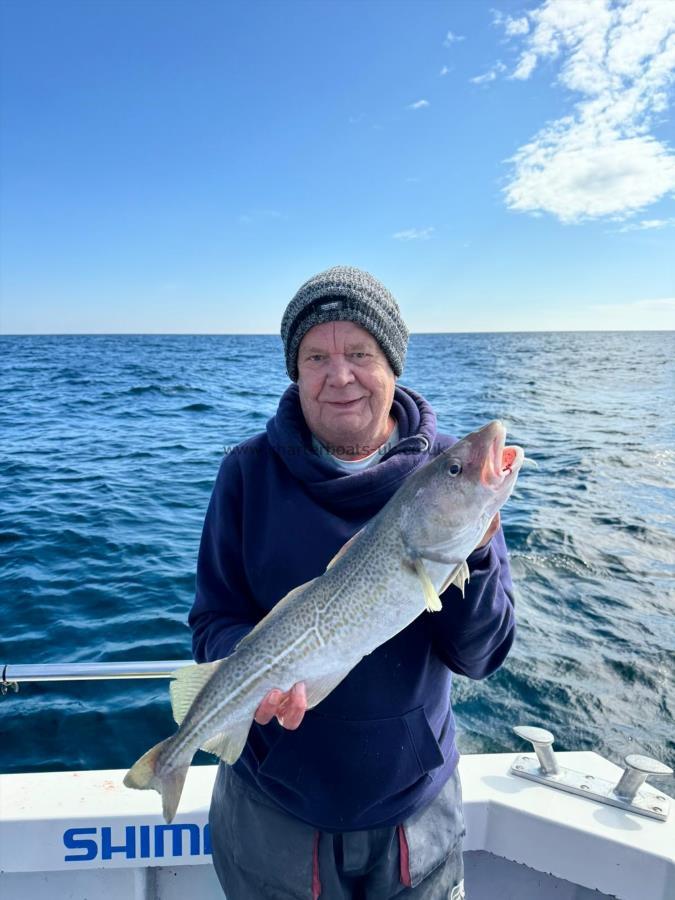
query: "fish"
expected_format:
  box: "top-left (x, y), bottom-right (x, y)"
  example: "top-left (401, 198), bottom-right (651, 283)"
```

top-left (124, 420), bottom-right (525, 822)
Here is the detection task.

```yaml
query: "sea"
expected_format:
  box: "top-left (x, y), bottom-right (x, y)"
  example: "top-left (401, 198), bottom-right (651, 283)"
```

top-left (1, 332), bottom-right (673, 792)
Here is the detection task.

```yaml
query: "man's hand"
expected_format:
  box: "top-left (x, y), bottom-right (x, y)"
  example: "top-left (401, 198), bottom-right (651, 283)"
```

top-left (254, 682), bottom-right (307, 730)
top-left (475, 511), bottom-right (500, 550)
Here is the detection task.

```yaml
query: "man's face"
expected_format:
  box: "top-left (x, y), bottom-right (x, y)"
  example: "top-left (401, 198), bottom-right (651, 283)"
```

top-left (297, 320), bottom-right (396, 456)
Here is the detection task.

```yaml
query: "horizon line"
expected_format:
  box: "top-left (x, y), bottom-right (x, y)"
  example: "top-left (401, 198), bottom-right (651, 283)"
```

top-left (1, 328), bottom-right (674, 337)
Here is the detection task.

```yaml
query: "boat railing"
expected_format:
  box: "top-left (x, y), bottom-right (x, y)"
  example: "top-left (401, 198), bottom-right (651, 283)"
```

top-left (1, 660), bottom-right (193, 690)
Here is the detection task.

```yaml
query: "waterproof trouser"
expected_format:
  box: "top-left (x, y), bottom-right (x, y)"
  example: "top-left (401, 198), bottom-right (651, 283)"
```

top-left (209, 763), bottom-right (466, 899)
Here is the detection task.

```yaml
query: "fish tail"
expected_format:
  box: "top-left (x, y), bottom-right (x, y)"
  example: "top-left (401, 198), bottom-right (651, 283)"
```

top-left (123, 736), bottom-right (189, 823)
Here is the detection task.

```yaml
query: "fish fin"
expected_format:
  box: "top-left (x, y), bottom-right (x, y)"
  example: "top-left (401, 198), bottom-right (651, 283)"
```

top-left (170, 661), bottom-right (221, 725)
top-left (413, 558), bottom-right (443, 612)
top-left (326, 527), bottom-right (365, 570)
top-left (304, 669), bottom-right (354, 709)
top-left (439, 561), bottom-right (470, 598)
top-left (123, 735), bottom-right (189, 824)
top-left (200, 715), bottom-right (254, 764)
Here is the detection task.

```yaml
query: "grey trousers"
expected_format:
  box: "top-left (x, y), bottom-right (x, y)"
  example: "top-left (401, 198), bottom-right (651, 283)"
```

top-left (209, 764), bottom-right (466, 900)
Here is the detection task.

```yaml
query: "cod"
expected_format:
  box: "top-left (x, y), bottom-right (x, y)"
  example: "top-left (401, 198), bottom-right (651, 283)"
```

top-left (125, 420), bottom-right (524, 822)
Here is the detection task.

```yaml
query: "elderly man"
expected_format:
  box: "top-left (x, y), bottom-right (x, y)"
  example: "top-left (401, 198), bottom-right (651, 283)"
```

top-left (189, 266), bottom-right (515, 899)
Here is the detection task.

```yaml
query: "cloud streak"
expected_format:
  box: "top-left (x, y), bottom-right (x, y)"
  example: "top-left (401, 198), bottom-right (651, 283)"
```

top-left (492, 10), bottom-right (531, 37)
top-left (493, 0), bottom-right (675, 223)
top-left (443, 30), bottom-right (465, 46)
top-left (407, 99), bottom-right (430, 110)
top-left (392, 227), bottom-right (435, 241)
top-left (617, 216), bottom-right (675, 231)
top-left (470, 61), bottom-right (506, 84)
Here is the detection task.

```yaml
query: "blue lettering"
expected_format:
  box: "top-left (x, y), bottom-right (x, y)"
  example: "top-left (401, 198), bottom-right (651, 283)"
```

top-left (64, 828), bottom-right (98, 862)
top-left (101, 825), bottom-right (136, 860)
top-left (63, 821), bottom-right (210, 862)
top-left (140, 824), bottom-right (151, 858)
top-left (154, 823), bottom-right (200, 858)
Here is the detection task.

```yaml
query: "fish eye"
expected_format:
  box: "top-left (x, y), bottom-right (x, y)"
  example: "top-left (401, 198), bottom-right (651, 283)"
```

top-left (448, 460), bottom-right (462, 477)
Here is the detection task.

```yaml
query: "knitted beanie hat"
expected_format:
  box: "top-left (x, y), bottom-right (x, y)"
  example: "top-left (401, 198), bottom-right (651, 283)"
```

top-left (281, 265), bottom-right (409, 381)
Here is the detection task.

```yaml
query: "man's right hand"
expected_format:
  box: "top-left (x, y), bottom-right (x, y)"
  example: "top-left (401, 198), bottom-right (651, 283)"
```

top-left (254, 682), bottom-right (307, 730)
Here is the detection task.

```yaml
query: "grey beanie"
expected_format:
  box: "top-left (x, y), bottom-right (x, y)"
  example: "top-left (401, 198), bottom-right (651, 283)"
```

top-left (280, 265), bottom-right (409, 381)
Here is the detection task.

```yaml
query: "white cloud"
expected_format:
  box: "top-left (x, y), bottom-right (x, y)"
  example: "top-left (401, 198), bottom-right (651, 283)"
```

top-left (505, 16), bottom-right (531, 37)
top-left (392, 227), bottom-right (435, 241)
top-left (408, 99), bottom-right (430, 110)
top-left (440, 65), bottom-right (450, 76)
top-left (512, 51), bottom-right (539, 81)
top-left (470, 61), bottom-right (507, 84)
top-left (505, 129), bottom-right (675, 221)
top-left (492, 9), bottom-right (530, 36)
top-left (617, 216), bottom-right (675, 231)
top-left (494, 0), bottom-right (675, 222)
top-left (443, 30), bottom-right (465, 46)
top-left (471, 70), bottom-right (498, 85)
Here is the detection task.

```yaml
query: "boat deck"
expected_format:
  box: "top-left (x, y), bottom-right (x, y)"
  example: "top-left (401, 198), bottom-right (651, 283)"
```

top-left (1, 751), bottom-right (673, 899)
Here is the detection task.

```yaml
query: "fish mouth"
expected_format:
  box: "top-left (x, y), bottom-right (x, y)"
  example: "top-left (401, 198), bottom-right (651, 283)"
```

top-left (481, 422), bottom-right (524, 489)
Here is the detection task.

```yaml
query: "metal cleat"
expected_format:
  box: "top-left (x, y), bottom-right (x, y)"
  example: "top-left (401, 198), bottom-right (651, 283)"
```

top-left (513, 725), bottom-right (559, 775)
top-left (510, 724), bottom-right (672, 822)
top-left (614, 754), bottom-right (673, 807)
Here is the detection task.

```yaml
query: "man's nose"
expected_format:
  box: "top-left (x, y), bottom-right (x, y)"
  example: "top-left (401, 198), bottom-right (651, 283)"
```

top-left (326, 353), bottom-right (355, 386)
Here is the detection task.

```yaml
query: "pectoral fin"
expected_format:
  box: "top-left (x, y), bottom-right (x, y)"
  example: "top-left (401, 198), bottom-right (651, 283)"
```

top-left (413, 558), bottom-right (443, 612)
top-left (439, 561), bottom-right (470, 598)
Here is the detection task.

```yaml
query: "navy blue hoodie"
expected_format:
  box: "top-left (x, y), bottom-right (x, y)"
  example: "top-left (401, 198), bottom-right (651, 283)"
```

top-left (189, 384), bottom-right (515, 832)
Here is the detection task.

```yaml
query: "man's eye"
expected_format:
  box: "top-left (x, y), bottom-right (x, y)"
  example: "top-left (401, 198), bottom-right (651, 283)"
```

top-left (307, 354), bottom-right (325, 362)
top-left (350, 352), bottom-right (368, 359)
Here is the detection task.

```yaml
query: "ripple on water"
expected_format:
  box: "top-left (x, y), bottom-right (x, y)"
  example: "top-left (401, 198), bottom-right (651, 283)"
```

top-left (180, 402), bottom-right (214, 412)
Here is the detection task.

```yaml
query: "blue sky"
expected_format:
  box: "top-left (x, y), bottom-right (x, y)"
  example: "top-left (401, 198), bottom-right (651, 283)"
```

top-left (1, 0), bottom-right (674, 334)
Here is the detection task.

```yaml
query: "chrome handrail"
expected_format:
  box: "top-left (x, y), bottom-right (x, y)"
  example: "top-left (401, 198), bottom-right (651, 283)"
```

top-left (1, 661), bottom-right (193, 692)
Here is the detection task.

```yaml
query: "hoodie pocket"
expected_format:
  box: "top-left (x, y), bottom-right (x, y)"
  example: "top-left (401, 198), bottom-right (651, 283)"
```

top-left (258, 705), bottom-right (445, 826)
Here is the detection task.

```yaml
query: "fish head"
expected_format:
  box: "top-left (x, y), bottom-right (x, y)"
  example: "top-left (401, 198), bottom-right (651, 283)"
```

top-left (401, 421), bottom-right (524, 562)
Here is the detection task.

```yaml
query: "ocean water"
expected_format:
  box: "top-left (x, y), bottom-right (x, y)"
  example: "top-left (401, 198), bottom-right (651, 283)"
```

top-left (1, 332), bottom-right (674, 792)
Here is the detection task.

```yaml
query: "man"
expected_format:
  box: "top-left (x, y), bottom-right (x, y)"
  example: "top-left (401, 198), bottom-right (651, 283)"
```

top-left (189, 266), bottom-right (515, 899)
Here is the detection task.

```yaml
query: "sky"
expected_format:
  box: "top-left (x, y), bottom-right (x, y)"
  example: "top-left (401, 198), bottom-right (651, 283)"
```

top-left (1, 0), bottom-right (674, 334)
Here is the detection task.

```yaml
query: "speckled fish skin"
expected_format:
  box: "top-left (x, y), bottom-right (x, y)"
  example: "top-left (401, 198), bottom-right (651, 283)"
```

top-left (124, 420), bottom-right (524, 822)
